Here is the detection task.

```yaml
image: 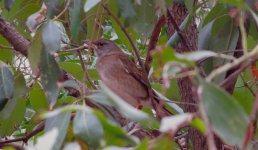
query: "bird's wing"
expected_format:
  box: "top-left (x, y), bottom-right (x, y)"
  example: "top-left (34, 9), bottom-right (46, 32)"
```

top-left (117, 54), bottom-right (149, 90)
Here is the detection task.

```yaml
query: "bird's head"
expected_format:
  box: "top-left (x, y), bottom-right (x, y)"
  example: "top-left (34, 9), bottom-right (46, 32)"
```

top-left (89, 39), bottom-right (121, 57)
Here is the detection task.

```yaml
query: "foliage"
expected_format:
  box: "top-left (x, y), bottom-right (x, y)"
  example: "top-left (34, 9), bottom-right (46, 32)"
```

top-left (0, 0), bottom-right (257, 150)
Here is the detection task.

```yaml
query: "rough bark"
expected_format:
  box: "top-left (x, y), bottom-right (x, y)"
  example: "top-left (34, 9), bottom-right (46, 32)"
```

top-left (166, 2), bottom-right (208, 150)
top-left (0, 16), bottom-right (29, 56)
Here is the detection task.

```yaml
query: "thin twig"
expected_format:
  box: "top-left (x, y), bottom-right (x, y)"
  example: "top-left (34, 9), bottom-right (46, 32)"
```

top-left (77, 50), bottom-right (97, 90)
top-left (220, 57), bottom-right (258, 94)
top-left (0, 44), bottom-right (13, 49)
top-left (167, 10), bottom-right (190, 50)
top-left (242, 93), bottom-right (258, 150)
top-left (57, 45), bottom-right (88, 53)
top-left (54, 0), bottom-right (71, 20)
top-left (0, 122), bottom-right (45, 145)
top-left (207, 44), bottom-right (258, 81)
top-left (240, 75), bottom-right (256, 96)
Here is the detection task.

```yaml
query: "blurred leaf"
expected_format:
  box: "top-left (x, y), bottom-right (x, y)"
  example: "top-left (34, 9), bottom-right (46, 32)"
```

top-left (0, 49), bottom-right (13, 64)
top-left (62, 80), bottom-right (81, 91)
top-left (233, 76), bottom-right (254, 114)
top-left (101, 83), bottom-right (150, 122)
top-left (221, 0), bottom-right (247, 8)
top-left (59, 62), bottom-right (84, 81)
top-left (40, 49), bottom-right (61, 108)
top-left (88, 92), bottom-right (113, 106)
top-left (116, 0), bottom-right (155, 40)
top-left (28, 27), bottom-right (43, 74)
top-left (98, 82), bottom-right (157, 127)
top-left (202, 3), bottom-right (227, 27)
top-left (176, 50), bottom-right (220, 61)
top-left (190, 117), bottom-right (206, 133)
top-left (150, 135), bottom-right (179, 149)
top-left (42, 20), bottom-right (62, 54)
top-left (0, 97), bottom-right (26, 136)
top-left (69, 0), bottom-right (81, 39)
top-left (73, 111), bottom-right (103, 148)
top-left (166, 15), bottom-right (191, 47)
top-left (198, 15), bottom-right (239, 82)
top-left (34, 128), bottom-right (59, 150)
top-left (0, 62), bottom-right (14, 110)
top-left (153, 89), bottom-right (183, 114)
top-left (199, 80), bottom-right (249, 147)
top-left (199, 15), bottom-right (239, 51)
top-left (29, 83), bottom-right (49, 111)
top-left (151, 47), bottom-right (193, 77)
top-left (4, 0), bottom-right (15, 10)
top-left (93, 111), bottom-right (136, 146)
top-left (0, 71), bottom-right (27, 120)
top-left (84, 0), bottom-right (100, 12)
top-left (44, 112), bottom-right (71, 150)
top-left (63, 142), bottom-right (81, 150)
top-left (160, 113), bottom-right (194, 133)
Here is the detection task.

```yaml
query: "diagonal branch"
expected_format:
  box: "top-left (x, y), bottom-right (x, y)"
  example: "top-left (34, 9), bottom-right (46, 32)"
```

top-left (0, 16), bottom-right (29, 56)
top-left (0, 122), bottom-right (45, 145)
top-left (145, 15), bottom-right (166, 71)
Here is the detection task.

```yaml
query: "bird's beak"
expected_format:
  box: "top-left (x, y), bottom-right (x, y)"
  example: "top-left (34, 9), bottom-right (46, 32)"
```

top-left (82, 40), bottom-right (97, 51)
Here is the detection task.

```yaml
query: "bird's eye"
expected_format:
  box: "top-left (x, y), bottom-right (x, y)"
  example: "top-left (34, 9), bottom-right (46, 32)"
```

top-left (98, 43), bottom-right (104, 46)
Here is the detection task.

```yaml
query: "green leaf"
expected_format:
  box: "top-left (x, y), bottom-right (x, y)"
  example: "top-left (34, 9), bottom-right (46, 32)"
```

top-left (117, 0), bottom-right (155, 40)
top-left (221, 0), bottom-right (247, 9)
top-left (0, 36), bottom-right (13, 63)
top-left (0, 71), bottom-right (27, 120)
top-left (202, 3), bottom-right (227, 27)
top-left (233, 76), bottom-right (254, 114)
top-left (69, 0), bottom-right (81, 39)
top-left (198, 15), bottom-right (239, 82)
top-left (73, 111), bottom-right (103, 148)
top-left (28, 27), bottom-right (43, 74)
top-left (0, 62), bottom-right (14, 110)
top-left (59, 62), bottom-right (84, 81)
top-left (199, 80), bottom-right (249, 147)
top-left (44, 112), bottom-right (71, 150)
top-left (98, 83), bottom-right (158, 127)
top-left (0, 49), bottom-right (13, 64)
top-left (0, 97), bottom-right (26, 136)
top-left (93, 111), bottom-right (136, 146)
top-left (29, 83), bottom-right (49, 111)
top-left (40, 49), bottom-right (61, 107)
top-left (42, 20), bottom-right (62, 54)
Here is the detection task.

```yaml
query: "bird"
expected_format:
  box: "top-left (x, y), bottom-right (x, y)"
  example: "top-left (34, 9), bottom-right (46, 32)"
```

top-left (89, 38), bottom-right (171, 118)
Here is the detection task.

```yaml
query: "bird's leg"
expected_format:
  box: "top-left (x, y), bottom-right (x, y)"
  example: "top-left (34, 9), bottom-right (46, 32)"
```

top-left (136, 104), bottom-right (143, 110)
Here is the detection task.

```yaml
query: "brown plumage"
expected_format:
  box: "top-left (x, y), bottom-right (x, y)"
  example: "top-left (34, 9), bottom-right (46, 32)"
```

top-left (91, 38), bottom-right (171, 118)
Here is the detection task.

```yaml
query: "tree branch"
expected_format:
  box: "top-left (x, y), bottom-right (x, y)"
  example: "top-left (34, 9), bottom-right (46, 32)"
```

top-left (167, 10), bottom-right (190, 50)
top-left (0, 16), bottom-right (29, 56)
top-left (0, 122), bottom-right (44, 145)
top-left (145, 15), bottom-right (166, 71)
